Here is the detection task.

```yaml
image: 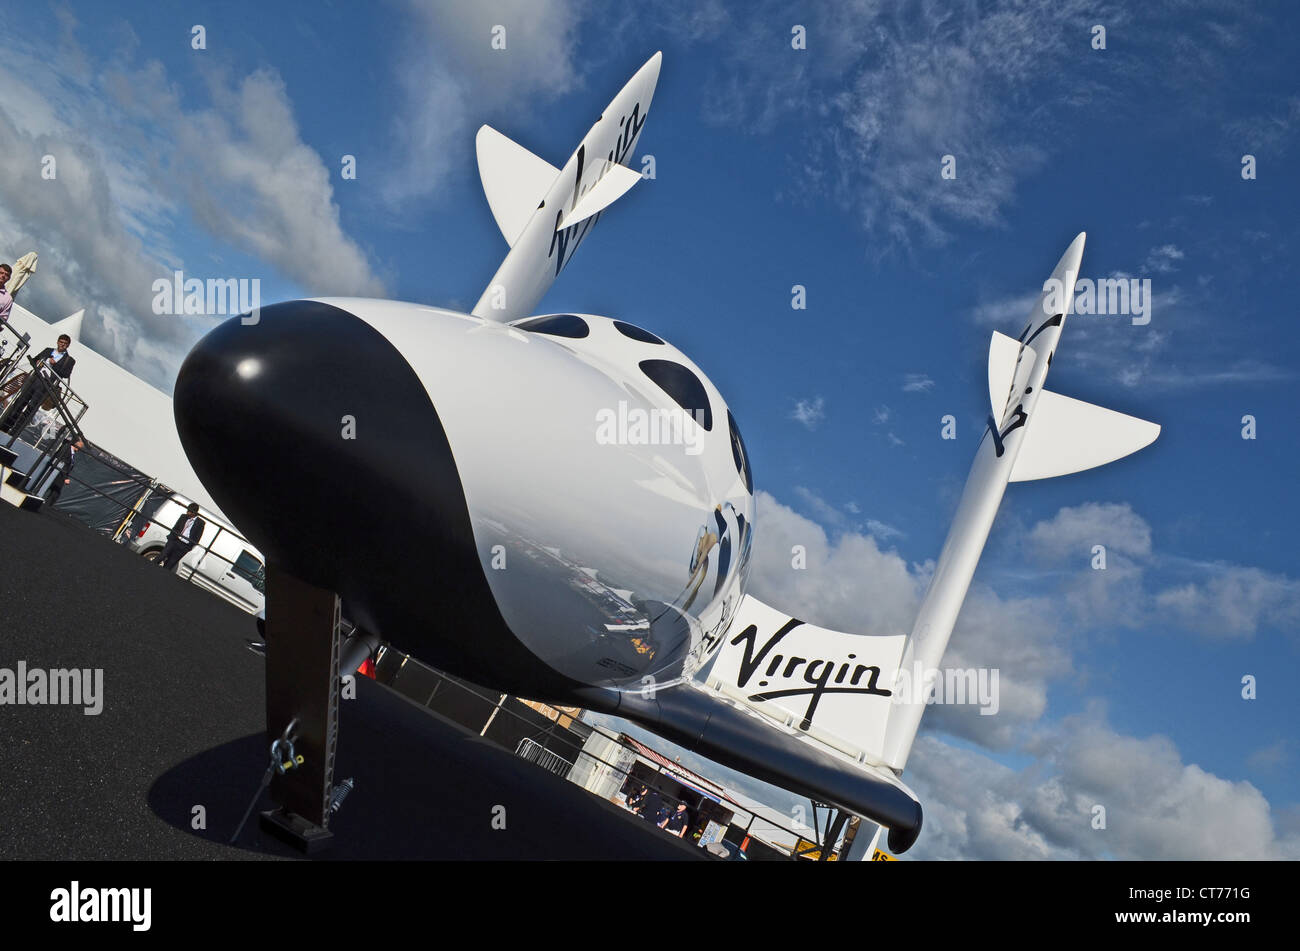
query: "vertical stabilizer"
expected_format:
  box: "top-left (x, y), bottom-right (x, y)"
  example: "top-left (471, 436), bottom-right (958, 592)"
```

top-left (471, 52), bottom-right (662, 321)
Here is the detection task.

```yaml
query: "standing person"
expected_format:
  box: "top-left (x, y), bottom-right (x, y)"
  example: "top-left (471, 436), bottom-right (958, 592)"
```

top-left (626, 785), bottom-right (648, 813)
top-left (158, 503), bottom-right (206, 572)
top-left (637, 788), bottom-right (666, 826)
top-left (0, 334), bottom-right (76, 434)
top-left (31, 334), bottom-right (76, 381)
top-left (0, 264), bottom-right (12, 325)
top-left (660, 802), bottom-right (691, 838)
top-left (43, 438), bottom-right (84, 507)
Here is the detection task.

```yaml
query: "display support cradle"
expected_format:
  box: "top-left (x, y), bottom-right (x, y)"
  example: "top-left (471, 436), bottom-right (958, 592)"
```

top-left (259, 565), bottom-right (341, 853)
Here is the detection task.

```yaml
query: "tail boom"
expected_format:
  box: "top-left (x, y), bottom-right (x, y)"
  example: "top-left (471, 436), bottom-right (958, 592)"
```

top-left (472, 52), bottom-right (662, 321)
top-left (883, 232), bottom-right (1160, 768)
top-left (699, 233), bottom-right (1160, 851)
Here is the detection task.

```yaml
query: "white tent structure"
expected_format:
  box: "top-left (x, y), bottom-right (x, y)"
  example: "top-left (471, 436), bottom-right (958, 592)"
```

top-left (4, 301), bottom-right (226, 518)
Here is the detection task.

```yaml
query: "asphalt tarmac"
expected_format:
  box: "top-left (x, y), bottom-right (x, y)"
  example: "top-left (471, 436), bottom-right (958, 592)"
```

top-left (0, 502), bottom-right (702, 860)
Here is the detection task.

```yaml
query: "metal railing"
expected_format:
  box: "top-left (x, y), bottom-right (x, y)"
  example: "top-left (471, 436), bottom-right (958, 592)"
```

top-left (11, 431), bottom-right (267, 615)
top-left (516, 737), bottom-right (575, 777)
top-left (0, 354), bottom-right (88, 455)
top-left (0, 349), bottom-right (90, 535)
top-left (377, 652), bottom-right (852, 859)
top-left (0, 318), bottom-right (32, 384)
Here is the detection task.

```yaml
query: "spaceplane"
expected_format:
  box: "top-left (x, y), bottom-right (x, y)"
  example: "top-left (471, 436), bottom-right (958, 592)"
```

top-left (174, 52), bottom-right (1159, 854)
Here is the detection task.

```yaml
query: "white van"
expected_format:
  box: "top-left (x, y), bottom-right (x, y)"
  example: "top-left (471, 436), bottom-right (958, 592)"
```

top-left (128, 493), bottom-right (266, 615)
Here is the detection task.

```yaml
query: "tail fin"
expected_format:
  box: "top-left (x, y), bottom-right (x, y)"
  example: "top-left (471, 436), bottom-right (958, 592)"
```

top-left (476, 126), bottom-right (561, 248)
top-left (1010, 389), bottom-right (1159, 482)
top-left (472, 52), bottom-right (662, 321)
top-left (705, 594), bottom-right (909, 767)
top-left (706, 234), bottom-right (1160, 789)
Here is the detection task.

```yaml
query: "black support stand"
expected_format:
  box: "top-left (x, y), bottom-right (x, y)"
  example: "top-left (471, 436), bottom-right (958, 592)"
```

top-left (821, 809), bottom-right (850, 861)
top-left (259, 564), bottom-right (342, 853)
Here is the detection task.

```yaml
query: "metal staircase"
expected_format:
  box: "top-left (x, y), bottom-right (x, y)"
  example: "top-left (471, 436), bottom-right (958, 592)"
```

top-left (0, 444), bottom-right (43, 511)
top-left (0, 354), bottom-right (89, 513)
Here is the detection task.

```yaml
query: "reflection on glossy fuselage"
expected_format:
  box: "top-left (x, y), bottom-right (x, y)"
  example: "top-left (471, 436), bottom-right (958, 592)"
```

top-left (173, 298), bottom-right (754, 696)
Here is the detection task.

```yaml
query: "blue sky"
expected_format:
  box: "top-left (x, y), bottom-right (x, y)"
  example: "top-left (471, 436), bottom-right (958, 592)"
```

top-left (2, 0), bottom-right (1296, 858)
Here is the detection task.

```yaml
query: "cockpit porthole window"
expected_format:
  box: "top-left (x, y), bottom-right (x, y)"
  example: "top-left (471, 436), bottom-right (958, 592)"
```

top-left (614, 320), bottom-right (664, 345)
top-left (515, 314), bottom-right (590, 338)
top-left (727, 409), bottom-right (753, 495)
top-left (638, 359), bottom-right (713, 432)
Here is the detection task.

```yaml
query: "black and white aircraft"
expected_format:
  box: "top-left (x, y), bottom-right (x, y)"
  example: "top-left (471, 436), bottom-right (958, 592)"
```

top-left (174, 53), bottom-right (1158, 855)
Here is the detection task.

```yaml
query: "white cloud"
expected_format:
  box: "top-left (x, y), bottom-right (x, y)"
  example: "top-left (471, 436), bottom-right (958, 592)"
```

top-left (597, 489), bottom-right (1300, 859)
top-left (902, 373), bottom-right (935, 393)
top-left (754, 488), bottom-right (1300, 766)
top-left (381, 0), bottom-right (591, 207)
top-left (908, 713), bottom-right (1300, 860)
top-left (787, 490), bottom-right (905, 543)
top-left (682, 1), bottom-right (1267, 257)
top-left (1247, 740), bottom-right (1289, 773)
top-left (791, 485), bottom-right (845, 529)
top-left (789, 396), bottom-right (825, 429)
top-left (1227, 95), bottom-right (1300, 151)
top-left (1155, 566), bottom-right (1300, 640)
top-left (0, 29), bottom-right (382, 387)
top-left (697, 0), bottom-right (1131, 247)
top-left (1144, 243), bottom-right (1185, 273)
top-left (1131, 361), bottom-right (1296, 388)
top-left (751, 490), bottom-right (920, 637)
top-left (1023, 503), bottom-right (1300, 639)
top-left (865, 518), bottom-right (904, 541)
top-left (971, 291), bottom-right (1038, 328)
top-left (924, 586), bottom-right (1072, 750)
top-left (906, 737), bottom-right (1067, 860)
top-left (967, 269), bottom-right (1278, 393)
top-left (1027, 502), bottom-right (1154, 563)
top-left (1038, 272), bottom-right (1293, 392)
top-left (167, 70), bottom-right (385, 299)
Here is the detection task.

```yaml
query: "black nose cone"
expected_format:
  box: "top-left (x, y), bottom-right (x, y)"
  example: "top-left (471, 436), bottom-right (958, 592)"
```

top-left (174, 300), bottom-right (464, 595)
top-left (174, 299), bottom-right (587, 699)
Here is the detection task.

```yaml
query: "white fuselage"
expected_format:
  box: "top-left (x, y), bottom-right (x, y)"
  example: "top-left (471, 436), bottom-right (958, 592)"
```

top-left (317, 299), bottom-right (755, 691)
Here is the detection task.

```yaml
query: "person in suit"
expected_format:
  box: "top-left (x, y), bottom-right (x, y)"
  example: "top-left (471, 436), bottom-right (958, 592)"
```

top-left (32, 335), bottom-right (76, 381)
top-left (43, 438), bottom-right (84, 507)
top-left (158, 503), bottom-right (207, 573)
top-left (0, 334), bottom-right (76, 434)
